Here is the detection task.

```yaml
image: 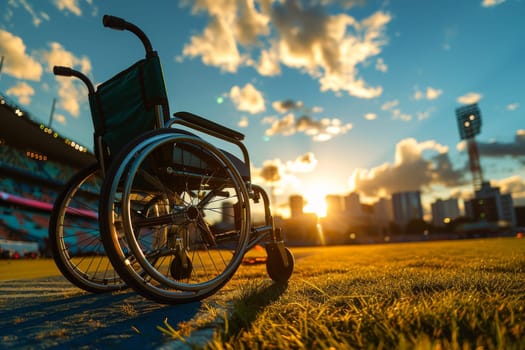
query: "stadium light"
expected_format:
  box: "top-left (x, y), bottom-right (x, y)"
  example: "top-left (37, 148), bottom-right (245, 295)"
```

top-left (455, 103), bottom-right (484, 191)
top-left (456, 103), bottom-right (481, 140)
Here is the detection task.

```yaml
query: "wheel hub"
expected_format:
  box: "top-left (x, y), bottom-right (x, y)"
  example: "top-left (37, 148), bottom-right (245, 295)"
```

top-left (185, 205), bottom-right (200, 221)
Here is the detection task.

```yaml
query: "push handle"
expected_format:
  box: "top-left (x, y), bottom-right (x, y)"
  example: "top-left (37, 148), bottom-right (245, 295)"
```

top-left (53, 65), bottom-right (95, 94)
top-left (102, 15), bottom-right (128, 31)
top-left (102, 14), bottom-right (154, 56)
top-left (53, 66), bottom-right (74, 77)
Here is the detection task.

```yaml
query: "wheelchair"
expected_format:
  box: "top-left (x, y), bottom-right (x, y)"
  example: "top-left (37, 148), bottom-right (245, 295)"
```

top-left (49, 15), bottom-right (294, 304)
top-left (48, 162), bottom-right (125, 293)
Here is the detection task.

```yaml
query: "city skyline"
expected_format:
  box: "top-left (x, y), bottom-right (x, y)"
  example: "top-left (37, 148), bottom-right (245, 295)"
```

top-left (1, 0), bottom-right (524, 218)
top-left (286, 183), bottom-right (517, 230)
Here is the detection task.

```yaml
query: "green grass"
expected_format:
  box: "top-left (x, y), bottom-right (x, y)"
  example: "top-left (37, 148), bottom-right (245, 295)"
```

top-left (161, 238), bottom-right (525, 349)
top-left (2, 238), bottom-right (523, 349)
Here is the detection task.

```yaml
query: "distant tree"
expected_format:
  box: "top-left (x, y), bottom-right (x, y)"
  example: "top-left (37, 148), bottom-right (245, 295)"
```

top-left (449, 216), bottom-right (475, 232)
top-left (405, 219), bottom-right (430, 235)
top-left (389, 222), bottom-right (402, 235)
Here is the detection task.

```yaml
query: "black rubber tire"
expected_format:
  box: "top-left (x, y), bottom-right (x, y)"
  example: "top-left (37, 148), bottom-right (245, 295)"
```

top-left (266, 246), bottom-right (294, 283)
top-left (48, 163), bottom-right (125, 293)
top-left (99, 129), bottom-right (250, 304)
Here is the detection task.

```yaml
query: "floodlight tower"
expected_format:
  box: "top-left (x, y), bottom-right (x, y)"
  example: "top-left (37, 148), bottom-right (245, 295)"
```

top-left (456, 103), bottom-right (483, 191)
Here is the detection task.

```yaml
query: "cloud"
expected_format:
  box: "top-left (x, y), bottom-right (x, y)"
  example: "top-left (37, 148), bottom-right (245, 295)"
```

top-left (182, 14), bottom-right (243, 72)
top-left (264, 113), bottom-right (296, 136)
top-left (286, 152), bottom-right (318, 173)
top-left (381, 99), bottom-right (398, 111)
top-left (258, 159), bottom-right (284, 183)
top-left (229, 83), bottom-right (265, 114)
top-left (426, 87), bottom-right (443, 100)
top-left (350, 138), bottom-right (466, 197)
top-left (391, 109), bottom-right (412, 121)
top-left (495, 175), bottom-right (525, 195)
top-left (53, 0), bottom-right (83, 16)
top-left (318, 0), bottom-right (366, 9)
top-left (6, 82), bottom-right (35, 105)
top-left (375, 57), bottom-right (387, 72)
top-left (481, 0), bottom-right (506, 7)
top-left (382, 97), bottom-right (434, 122)
top-left (493, 175), bottom-right (525, 206)
top-left (54, 113), bottom-right (67, 125)
top-left (2, 6), bottom-right (14, 23)
top-left (312, 106), bottom-right (323, 113)
top-left (272, 99), bottom-right (304, 113)
top-left (256, 46), bottom-right (281, 76)
top-left (5, 0), bottom-right (50, 26)
top-left (40, 42), bottom-right (92, 117)
top-left (476, 129), bottom-right (525, 159)
top-left (238, 116), bottom-right (249, 127)
top-left (414, 86), bottom-right (443, 100)
top-left (254, 152), bottom-right (318, 189)
top-left (273, 4), bottom-right (390, 97)
top-left (234, 0), bottom-right (271, 45)
top-left (0, 29), bottom-right (43, 81)
top-left (264, 113), bottom-right (352, 141)
top-left (181, 1), bottom-right (391, 98)
top-left (364, 113), bottom-right (377, 120)
top-left (416, 107), bottom-right (435, 121)
top-left (182, 0), bottom-right (269, 72)
top-left (457, 92), bottom-right (482, 105)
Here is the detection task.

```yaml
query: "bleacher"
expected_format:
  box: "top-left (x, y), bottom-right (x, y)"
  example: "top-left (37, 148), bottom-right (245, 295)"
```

top-left (0, 92), bottom-right (96, 256)
top-left (0, 207), bottom-right (48, 241)
top-left (0, 146), bottom-right (74, 188)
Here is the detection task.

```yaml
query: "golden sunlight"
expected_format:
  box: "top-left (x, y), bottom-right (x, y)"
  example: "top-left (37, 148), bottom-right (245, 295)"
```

top-left (303, 189), bottom-right (328, 218)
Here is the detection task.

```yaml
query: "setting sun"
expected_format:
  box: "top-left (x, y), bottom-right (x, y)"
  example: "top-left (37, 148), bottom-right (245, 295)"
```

top-left (303, 189), bottom-right (328, 218)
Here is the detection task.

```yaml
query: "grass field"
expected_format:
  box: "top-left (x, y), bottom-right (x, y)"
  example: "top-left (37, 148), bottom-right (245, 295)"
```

top-left (160, 238), bottom-right (525, 349)
top-left (2, 238), bottom-right (524, 349)
top-left (0, 258), bottom-right (62, 281)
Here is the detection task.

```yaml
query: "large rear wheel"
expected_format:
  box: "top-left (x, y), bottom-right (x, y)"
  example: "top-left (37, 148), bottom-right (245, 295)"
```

top-left (48, 163), bottom-right (125, 292)
top-left (100, 130), bottom-right (251, 303)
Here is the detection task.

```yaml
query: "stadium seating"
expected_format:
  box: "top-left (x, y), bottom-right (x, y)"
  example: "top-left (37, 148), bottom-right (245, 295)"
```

top-left (1, 93), bottom-right (97, 256)
top-left (0, 146), bottom-right (75, 183)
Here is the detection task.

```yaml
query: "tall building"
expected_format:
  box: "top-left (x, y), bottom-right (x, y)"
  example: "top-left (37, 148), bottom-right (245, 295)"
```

top-left (289, 195), bottom-right (304, 219)
top-left (325, 195), bottom-right (344, 217)
top-left (515, 206), bottom-right (525, 227)
top-left (344, 192), bottom-right (361, 215)
top-left (431, 198), bottom-right (461, 227)
top-left (465, 181), bottom-right (516, 226)
top-left (392, 191), bottom-right (423, 227)
top-left (374, 197), bottom-right (393, 223)
top-left (221, 201), bottom-right (235, 226)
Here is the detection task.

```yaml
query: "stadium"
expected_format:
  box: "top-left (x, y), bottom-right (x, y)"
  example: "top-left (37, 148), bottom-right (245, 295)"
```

top-left (0, 92), bottom-right (95, 258)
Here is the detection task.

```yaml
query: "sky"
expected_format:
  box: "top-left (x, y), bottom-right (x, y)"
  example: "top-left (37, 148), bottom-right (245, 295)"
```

top-left (1, 0), bottom-right (524, 218)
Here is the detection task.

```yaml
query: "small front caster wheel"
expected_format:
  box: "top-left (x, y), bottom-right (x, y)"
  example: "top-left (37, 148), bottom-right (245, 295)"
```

top-left (170, 252), bottom-right (193, 280)
top-left (266, 246), bottom-right (294, 283)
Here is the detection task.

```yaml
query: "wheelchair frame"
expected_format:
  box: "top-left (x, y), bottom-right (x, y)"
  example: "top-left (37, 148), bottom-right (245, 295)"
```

top-left (49, 14), bottom-right (294, 303)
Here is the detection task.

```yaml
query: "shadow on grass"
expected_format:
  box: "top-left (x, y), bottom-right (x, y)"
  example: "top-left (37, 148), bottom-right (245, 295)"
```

top-left (0, 278), bottom-right (202, 349)
top-left (225, 281), bottom-right (288, 338)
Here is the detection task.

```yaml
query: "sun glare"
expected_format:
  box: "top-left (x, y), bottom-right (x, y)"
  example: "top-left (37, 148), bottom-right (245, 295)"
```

top-left (303, 190), bottom-right (328, 218)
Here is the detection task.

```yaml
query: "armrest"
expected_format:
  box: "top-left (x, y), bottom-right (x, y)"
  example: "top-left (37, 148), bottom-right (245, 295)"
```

top-left (174, 111), bottom-right (245, 141)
